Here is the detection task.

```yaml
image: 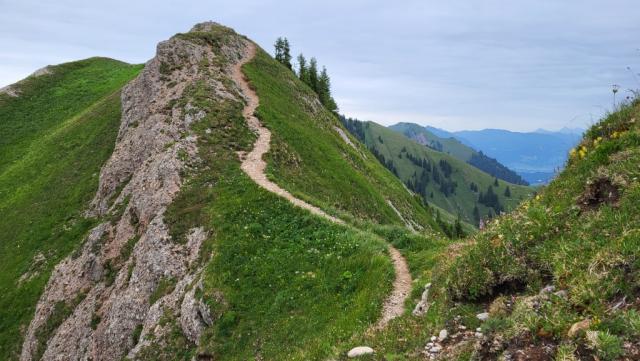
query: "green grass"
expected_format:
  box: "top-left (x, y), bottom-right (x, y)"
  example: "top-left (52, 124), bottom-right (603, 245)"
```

top-left (354, 98), bottom-right (640, 360)
top-left (0, 57), bottom-right (142, 173)
top-left (242, 49), bottom-right (443, 232)
top-left (156, 31), bottom-right (411, 360)
top-left (0, 58), bottom-right (141, 360)
top-left (199, 166), bottom-right (393, 360)
top-left (359, 122), bottom-right (533, 225)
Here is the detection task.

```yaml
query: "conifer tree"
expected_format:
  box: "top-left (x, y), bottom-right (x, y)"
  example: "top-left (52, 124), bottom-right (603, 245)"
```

top-left (274, 37), bottom-right (284, 64)
top-left (308, 57), bottom-right (319, 92)
top-left (297, 54), bottom-right (308, 83)
top-left (318, 67), bottom-right (338, 112)
top-left (473, 204), bottom-right (480, 225)
top-left (274, 37), bottom-right (292, 70)
top-left (504, 186), bottom-right (511, 197)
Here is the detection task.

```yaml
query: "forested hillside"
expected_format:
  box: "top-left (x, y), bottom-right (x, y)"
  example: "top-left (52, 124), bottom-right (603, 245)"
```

top-left (390, 122), bottom-right (529, 186)
top-left (341, 117), bottom-right (533, 227)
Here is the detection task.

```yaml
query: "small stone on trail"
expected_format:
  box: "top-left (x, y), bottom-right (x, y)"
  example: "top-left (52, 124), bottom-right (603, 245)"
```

top-left (347, 346), bottom-right (374, 358)
top-left (430, 336), bottom-right (437, 342)
top-left (438, 329), bottom-right (448, 342)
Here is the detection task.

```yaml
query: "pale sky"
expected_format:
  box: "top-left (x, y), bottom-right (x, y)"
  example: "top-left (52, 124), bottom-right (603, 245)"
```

top-left (1, 0), bottom-right (639, 131)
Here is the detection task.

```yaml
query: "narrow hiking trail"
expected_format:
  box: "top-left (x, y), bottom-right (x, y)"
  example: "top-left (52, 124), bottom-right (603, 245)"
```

top-left (232, 41), bottom-right (411, 329)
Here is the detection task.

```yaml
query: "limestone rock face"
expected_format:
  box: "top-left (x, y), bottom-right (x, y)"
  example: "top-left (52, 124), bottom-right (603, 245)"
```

top-left (20, 22), bottom-right (248, 361)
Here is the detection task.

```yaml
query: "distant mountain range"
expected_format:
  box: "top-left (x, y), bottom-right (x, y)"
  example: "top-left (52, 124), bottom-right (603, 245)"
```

top-left (342, 118), bottom-right (533, 226)
top-left (390, 123), bottom-right (528, 186)
top-left (406, 125), bottom-right (583, 185)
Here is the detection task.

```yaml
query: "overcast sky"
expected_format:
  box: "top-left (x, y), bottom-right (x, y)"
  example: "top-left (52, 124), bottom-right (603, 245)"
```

top-left (1, 0), bottom-right (639, 131)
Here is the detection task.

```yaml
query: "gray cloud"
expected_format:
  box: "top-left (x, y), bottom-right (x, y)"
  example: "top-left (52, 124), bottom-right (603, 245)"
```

top-left (1, 0), bottom-right (638, 131)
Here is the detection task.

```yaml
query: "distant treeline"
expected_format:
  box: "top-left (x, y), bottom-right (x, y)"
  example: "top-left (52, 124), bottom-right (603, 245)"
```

top-left (468, 151), bottom-right (528, 186)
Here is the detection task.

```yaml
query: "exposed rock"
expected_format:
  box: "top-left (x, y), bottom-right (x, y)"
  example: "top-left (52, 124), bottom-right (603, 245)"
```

top-left (540, 285), bottom-right (555, 294)
top-left (554, 290), bottom-right (568, 299)
top-left (438, 329), bottom-right (448, 342)
top-left (347, 346), bottom-right (375, 358)
top-left (387, 200), bottom-right (418, 232)
top-left (17, 252), bottom-right (47, 286)
top-left (20, 22), bottom-right (247, 361)
top-left (0, 65), bottom-right (52, 97)
top-left (334, 126), bottom-right (357, 150)
top-left (179, 281), bottom-right (216, 343)
top-left (0, 84), bottom-right (19, 97)
top-left (412, 283), bottom-right (431, 316)
top-left (567, 319), bottom-right (591, 338)
top-left (476, 312), bottom-right (489, 321)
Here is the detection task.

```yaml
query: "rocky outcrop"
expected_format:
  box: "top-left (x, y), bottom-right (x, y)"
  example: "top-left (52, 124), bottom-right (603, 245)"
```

top-left (20, 22), bottom-right (248, 361)
top-left (412, 283), bottom-right (432, 316)
top-left (0, 66), bottom-right (52, 97)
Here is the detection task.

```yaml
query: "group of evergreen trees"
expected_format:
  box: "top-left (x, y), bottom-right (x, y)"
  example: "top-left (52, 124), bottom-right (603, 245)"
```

top-left (478, 185), bottom-right (503, 214)
top-left (468, 151), bottom-right (529, 186)
top-left (402, 150), bottom-right (458, 198)
top-left (435, 211), bottom-right (465, 239)
top-left (368, 146), bottom-right (398, 176)
top-left (274, 37), bottom-right (338, 113)
top-left (469, 182), bottom-right (479, 192)
top-left (339, 116), bottom-right (366, 143)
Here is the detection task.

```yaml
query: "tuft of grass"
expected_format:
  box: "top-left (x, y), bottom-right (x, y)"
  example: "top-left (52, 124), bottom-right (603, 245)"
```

top-left (149, 277), bottom-right (177, 305)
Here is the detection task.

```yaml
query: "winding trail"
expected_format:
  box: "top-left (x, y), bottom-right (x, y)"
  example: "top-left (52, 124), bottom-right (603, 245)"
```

top-left (232, 41), bottom-right (411, 329)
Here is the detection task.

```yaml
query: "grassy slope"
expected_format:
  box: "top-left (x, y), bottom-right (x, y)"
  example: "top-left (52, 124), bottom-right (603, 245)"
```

top-left (154, 29), bottom-right (450, 361)
top-left (362, 122), bottom-right (533, 225)
top-left (350, 99), bottom-right (640, 360)
top-left (0, 58), bottom-right (142, 359)
top-left (242, 49), bottom-right (442, 230)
